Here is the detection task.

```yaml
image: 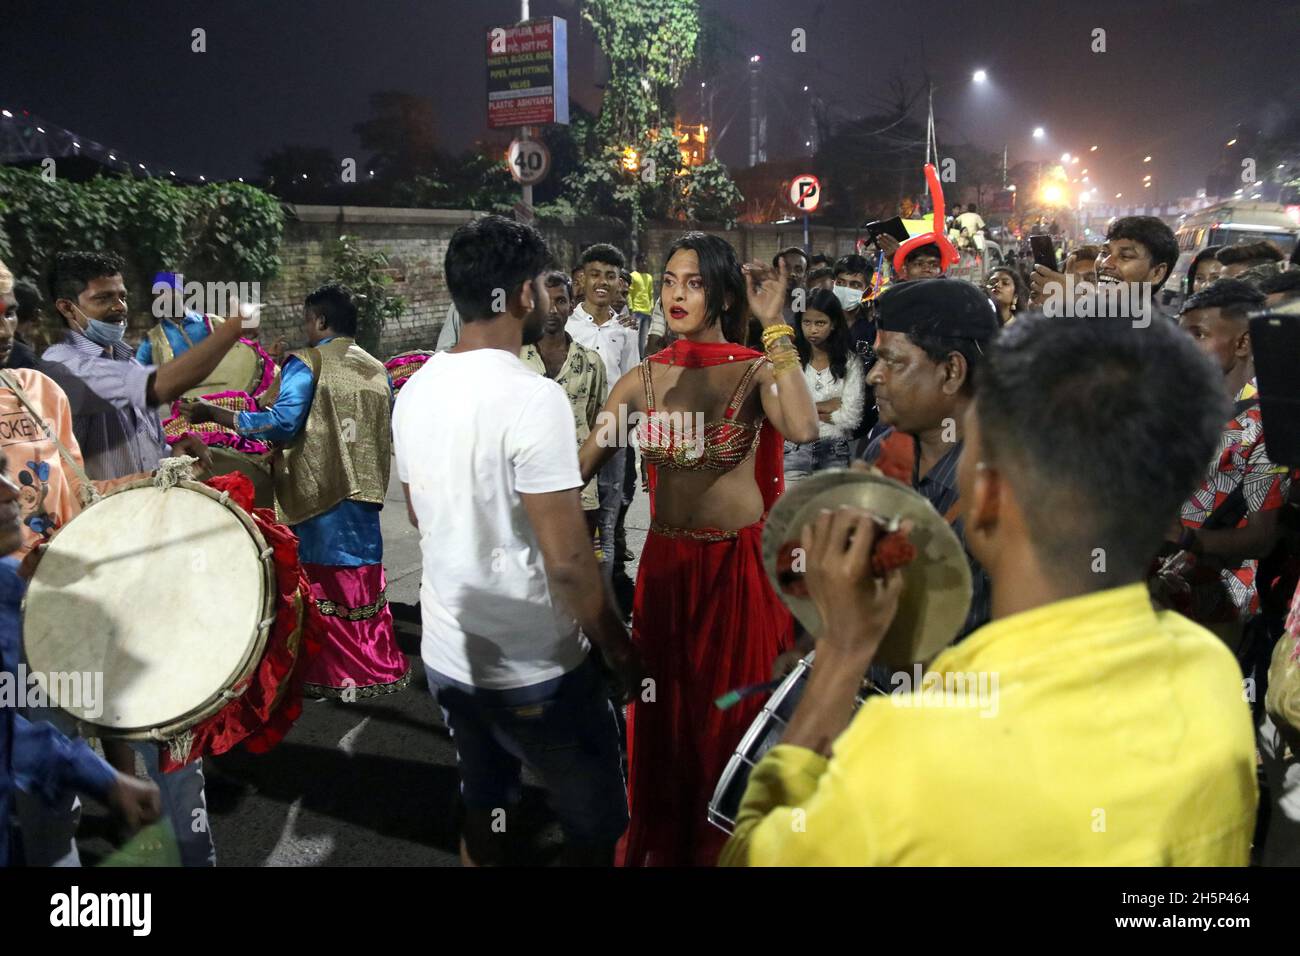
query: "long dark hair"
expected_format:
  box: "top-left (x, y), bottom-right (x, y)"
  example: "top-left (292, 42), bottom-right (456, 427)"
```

top-left (1186, 244), bottom-right (1223, 297)
top-left (663, 232), bottom-right (747, 343)
top-left (794, 288), bottom-right (851, 381)
top-left (986, 265), bottom-right (1029, 323)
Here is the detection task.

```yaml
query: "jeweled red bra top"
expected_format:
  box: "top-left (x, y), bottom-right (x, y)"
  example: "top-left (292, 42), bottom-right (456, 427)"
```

top-left (638, 356), bottom-right (766, 472)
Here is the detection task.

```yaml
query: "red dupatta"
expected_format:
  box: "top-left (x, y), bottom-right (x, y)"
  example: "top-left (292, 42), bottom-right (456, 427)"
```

top-left (643, 339), bottom-right (785, 520)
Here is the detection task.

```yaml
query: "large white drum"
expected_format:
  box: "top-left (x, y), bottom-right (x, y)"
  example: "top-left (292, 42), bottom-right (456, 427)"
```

top-left (23, 479), bottom-right (277, 741)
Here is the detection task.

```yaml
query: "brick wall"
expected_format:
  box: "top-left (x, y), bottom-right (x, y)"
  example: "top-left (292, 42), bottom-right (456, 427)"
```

top-left (189, 207), bottom-right (869, 362)
top-left (260, 206), bottom-right (627, 359)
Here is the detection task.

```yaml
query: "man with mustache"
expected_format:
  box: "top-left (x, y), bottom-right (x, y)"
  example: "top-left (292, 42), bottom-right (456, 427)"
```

top-left (37, 249), bottom-right (251, 867)
top-left (860, 279), bottom-right (999, 638)
top-left (394, 216), bottom-right (640, 866)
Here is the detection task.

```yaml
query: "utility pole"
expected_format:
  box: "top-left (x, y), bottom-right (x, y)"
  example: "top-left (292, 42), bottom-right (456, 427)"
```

top-left (748, 55), bottom-right (766, 167)
top-left (519, 0), bottom-right (532, 215)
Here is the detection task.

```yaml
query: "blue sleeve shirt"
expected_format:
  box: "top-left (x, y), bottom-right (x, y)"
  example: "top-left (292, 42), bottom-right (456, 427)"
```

top-left (236, 354), bottom-right (315, 443)
top-left (1, 557), bottom-right (116, 866)
top-left (235, 344), bottom-right (383, 567)
top-left (136, 311), bottom-right (212, 364)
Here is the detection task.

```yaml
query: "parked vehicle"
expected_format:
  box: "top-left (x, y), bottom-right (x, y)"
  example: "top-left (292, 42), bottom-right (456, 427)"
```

top-left (1160, 200), bottom-right (1299, 311)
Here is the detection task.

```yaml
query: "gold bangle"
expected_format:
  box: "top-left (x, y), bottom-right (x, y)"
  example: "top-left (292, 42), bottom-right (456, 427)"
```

top-left (768, 347), bottom-right (801, 376)
top-left (761, 324), bottom-right (796, 350)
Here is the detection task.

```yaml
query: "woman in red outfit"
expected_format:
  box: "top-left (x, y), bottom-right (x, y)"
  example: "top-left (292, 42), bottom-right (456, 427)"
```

top-left (580, 233), bottom-right (819, 865)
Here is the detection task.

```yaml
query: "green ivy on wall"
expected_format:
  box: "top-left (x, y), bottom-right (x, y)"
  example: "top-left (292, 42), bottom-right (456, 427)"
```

top-left (0, 168), bottom-right (285, 312)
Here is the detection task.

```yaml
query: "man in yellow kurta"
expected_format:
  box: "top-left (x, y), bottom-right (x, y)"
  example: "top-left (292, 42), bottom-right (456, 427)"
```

top-left (721, 311), bottom-right (1257, 867)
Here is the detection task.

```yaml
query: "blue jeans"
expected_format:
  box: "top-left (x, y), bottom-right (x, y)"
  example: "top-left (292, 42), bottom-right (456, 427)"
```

top-left (783, 436), bottom-right (851, 481)
top-left (14, 706), bottom-right (215, 867)
top-left (132, 743), bottom-right (216, 868)
top-left (596, 448), bottom-right (627, 582)
top-left (426, 657), bottom-right (628, 846)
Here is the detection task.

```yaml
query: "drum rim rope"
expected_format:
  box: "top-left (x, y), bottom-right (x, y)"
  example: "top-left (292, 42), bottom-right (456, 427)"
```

top-left (22, 478), bottom-right (278, 751)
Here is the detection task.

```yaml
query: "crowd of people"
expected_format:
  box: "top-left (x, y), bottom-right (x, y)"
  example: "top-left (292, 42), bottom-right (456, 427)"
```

top-left (1, 197), bottom-right (1299, 867)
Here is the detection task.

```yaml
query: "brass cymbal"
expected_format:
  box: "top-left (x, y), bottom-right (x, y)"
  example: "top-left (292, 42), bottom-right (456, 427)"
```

top-left (763, 468), bottom-right (971, 665)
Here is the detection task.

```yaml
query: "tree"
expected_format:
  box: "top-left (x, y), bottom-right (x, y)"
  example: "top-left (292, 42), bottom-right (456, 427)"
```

top-left (259, 145), bottom-right (339, 201)
top-left (564, 0), bottom-right (742, 232)
top-left (581, 0), bottom-right (700, 143)
top-left (325, 235), bottom-right (404, 355)
top-left (354, 91), bottom-right (440, 182)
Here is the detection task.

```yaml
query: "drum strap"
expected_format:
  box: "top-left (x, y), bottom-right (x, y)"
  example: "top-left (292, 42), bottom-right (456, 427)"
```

top-left (0, 369), bottom-right (102, 508)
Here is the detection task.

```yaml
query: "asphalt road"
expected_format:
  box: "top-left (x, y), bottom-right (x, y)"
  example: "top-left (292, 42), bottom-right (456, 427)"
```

top-left (75, 459), bottom-right (651, 867)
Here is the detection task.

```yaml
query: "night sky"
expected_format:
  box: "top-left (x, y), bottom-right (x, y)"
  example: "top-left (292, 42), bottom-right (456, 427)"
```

top-left (5, 0), bottom-right (1298, 201)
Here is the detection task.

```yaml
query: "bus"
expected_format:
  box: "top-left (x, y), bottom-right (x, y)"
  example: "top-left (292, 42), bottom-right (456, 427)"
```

top-left (1161, 200), bottom-right (1299, 311)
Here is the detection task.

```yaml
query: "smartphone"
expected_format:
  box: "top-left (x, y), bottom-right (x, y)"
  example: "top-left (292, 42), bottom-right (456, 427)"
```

top-left (1029, 234), bottom-right (1057, 271)
top-left (1250, 311), bottom-right (1300, 468)
top-left (866, 217), bottom-right (910, 244)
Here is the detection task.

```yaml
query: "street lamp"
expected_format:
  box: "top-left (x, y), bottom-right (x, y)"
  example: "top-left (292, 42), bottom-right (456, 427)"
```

top-left (1033, 127), bottom-right (1045, 140)
top-left (1142, 155), bottom-right (1152, 163)
top-left (1061, 152), bottom-right (1071, 162)
top-left (972, 69), bottom-right (987, 83)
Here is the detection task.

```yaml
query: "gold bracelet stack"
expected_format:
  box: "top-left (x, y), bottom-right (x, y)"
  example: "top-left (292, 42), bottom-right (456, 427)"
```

top-left (762, 323), bottom-right (800, 376)
top-left (761, 323), bottom-right (795, 351)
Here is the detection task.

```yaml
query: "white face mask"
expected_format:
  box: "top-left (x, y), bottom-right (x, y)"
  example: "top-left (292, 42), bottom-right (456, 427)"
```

top-left (832, 284), bottom-right (864, 311)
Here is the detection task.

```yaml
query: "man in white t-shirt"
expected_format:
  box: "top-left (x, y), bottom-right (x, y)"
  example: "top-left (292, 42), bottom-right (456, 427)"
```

top-left (567, 244), bottom-right (639, 586)
top-left (956, 204), bottom-right (986, 255)
top-left (393, 215), bottom-right (641, 867)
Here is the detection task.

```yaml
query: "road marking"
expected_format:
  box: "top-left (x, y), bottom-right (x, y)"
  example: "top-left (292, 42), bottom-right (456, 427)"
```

top-left (263, 797), bottom-right (335, 867)
top-left (337, 716), bottom-right (371, 755)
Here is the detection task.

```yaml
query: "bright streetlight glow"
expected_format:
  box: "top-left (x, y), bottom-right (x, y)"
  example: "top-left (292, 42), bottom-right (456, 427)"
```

top-left (1041, 184), bottom-right (1063, 204)
top-left (1090, 145), bottom-right (1099, 151)
top-left (1226, 139), bottom-right (1237, 146)
top-left (1033, 127), bottom-right (1045, 139)
top-left (972, 69), bottom-right (988, 83)
top-left (1061, 152), bottom-right (1071, 162)
top-left (1143, 155), bottom-right (1152, 162)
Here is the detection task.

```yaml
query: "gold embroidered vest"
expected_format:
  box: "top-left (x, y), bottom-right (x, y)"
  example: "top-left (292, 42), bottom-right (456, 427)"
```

top-left (273, 337), bottom-right (391, 526)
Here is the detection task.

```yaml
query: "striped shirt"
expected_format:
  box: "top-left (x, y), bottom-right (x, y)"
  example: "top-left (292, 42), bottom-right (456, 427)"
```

top-left (40, 329), bottom-right (168, 481)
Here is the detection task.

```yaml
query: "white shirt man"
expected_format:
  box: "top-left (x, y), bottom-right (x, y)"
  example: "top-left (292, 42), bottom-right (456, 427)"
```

top-left (395, 349), bottom-right (589, 687)
top-left (956, 209), bottom-right (986, 252)
top-left (567, 302), bottom-right (639, 397)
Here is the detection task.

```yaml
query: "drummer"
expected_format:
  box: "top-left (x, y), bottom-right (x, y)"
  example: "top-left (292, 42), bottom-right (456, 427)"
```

top-left (182, 284), bottom-right (410, 699)
top-left (860, 279), bottom-right (999, 638)
top-left (135, 271), bottom-right (217, 364)
top-left (0, 450), bottom-right (164, 866)
top-left (37, 249), bottom-right (256, 868)
top-left (720, 312), bottom-right (1257, 866)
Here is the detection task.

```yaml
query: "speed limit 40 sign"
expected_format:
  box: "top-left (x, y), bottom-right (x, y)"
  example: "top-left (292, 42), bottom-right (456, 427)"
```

top-left (508, 138), bottom-right (551, 186)
top-left (789, 173), bottom-right (821, 212)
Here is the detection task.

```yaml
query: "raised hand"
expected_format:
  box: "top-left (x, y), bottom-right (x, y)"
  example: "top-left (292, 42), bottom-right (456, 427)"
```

top-left (742, 259), bottom-right (788, 328)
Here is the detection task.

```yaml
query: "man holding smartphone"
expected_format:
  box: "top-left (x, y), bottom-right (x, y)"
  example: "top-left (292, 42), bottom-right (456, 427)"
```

top-left (1029, 216), bottom-right (1177, 315)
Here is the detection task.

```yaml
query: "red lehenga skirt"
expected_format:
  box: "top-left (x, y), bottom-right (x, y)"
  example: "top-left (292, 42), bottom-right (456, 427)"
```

top-left (621, 520), bottom-right (794, 866)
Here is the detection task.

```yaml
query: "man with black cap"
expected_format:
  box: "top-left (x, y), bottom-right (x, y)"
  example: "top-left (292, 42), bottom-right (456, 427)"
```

top-left (859, 278), bottom-right (1000, 637)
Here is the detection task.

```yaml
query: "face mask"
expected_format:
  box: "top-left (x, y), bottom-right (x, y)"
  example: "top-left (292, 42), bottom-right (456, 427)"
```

top-left (832, 285), bottom-right (864, 311)
top-left (73, 304), bottom-right (126, 347)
